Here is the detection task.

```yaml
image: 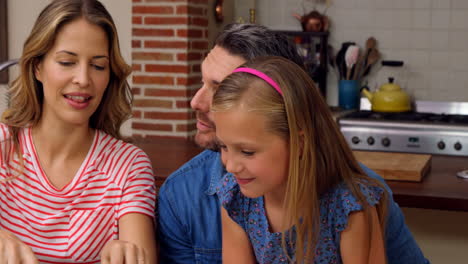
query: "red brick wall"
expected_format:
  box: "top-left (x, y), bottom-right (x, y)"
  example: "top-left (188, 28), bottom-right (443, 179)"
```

top-left (131, 0), bottom-right (209, 139)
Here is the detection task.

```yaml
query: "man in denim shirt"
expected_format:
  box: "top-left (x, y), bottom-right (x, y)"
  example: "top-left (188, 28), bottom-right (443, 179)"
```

top-left (158, 23), bottom-right (429, 264)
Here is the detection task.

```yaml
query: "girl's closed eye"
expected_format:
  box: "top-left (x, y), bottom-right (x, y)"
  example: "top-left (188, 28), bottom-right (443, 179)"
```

top-left (241, 150), bottom-right (255, 156)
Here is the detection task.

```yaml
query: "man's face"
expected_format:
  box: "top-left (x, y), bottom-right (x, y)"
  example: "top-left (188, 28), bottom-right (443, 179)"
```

top-left (191, 45), bottom-right (246, 150)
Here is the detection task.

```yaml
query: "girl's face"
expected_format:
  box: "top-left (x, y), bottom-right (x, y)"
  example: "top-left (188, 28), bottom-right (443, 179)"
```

top-left (214, 108), bottom-right (290, 200)
top-left (35, 18), bottom-right (110, 127)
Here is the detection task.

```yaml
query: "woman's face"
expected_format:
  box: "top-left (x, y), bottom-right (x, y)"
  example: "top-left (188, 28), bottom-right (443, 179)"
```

top-left (35, 18), bottom-right (110, 127)
top-left (214, 108), bottom-right (290, 201)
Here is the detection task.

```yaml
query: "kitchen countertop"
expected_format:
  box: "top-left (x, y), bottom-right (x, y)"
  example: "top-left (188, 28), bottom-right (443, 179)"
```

top-left (386, 155), bottom-right (468, 212)
top-left (134, 137), bottom-right (468, 212)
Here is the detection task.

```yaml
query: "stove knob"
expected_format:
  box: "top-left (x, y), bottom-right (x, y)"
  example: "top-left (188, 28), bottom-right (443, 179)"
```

top-left (381, 137), bottom-right (391, 147)
top-left (351, 136), bottom-right (360, 144)
top-left (367, 137), bottom-right (375, 145)
top-left (454, 142), bottom-right (462, 151)
top-left (437, 141), bottom-right (445, 150)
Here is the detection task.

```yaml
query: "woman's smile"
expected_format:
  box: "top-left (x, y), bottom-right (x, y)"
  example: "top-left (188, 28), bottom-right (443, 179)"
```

top-left (63, 93), bottom-right (93, 110)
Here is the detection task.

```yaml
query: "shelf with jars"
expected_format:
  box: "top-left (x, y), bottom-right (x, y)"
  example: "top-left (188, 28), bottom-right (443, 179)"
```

top-left (273, 30), bottom-right (329, 99)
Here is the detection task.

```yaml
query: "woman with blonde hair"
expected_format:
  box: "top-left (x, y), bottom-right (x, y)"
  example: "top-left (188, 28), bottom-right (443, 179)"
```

top-left (0, 0), bottom-right (156, 263)
top-left (214, 56), bottom-right (428, 263)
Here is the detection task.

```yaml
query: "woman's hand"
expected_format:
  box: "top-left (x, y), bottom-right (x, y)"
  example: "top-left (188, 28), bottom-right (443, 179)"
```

top-left (0, 230), bottom-right (39, 264)
top-left (100, 239), bottom-right (146, 264)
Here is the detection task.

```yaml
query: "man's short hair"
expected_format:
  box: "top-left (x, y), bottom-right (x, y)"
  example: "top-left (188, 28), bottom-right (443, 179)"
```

top-left (214, 23), bottom-right (305, 69)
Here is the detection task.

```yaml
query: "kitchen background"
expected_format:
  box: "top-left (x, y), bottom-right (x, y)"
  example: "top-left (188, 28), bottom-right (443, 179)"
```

top-left (253, 0), bottom-right (468, 105)
top-left (2, 0), bottom-right (468, 263)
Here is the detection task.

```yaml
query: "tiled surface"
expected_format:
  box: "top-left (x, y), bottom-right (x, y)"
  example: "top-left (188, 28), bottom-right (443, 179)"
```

top-left (255, 0), bottom-right (468, 105)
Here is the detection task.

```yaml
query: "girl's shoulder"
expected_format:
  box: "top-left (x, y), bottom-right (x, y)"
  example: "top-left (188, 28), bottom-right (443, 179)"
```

top-left (216, 173), bottom-right (260, 229)
top-left (322, 180), bottom-right (384, 206)
top-left (216, 172), bottom-right (241, 209)
top-left (320, 180), bottom-right (384, 232)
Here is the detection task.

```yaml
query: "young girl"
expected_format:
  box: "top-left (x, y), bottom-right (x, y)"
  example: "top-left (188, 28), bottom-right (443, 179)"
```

top-left (212, 56), bottom-right (411, 263)
top-left (0, 0), bottom-right (156, 263)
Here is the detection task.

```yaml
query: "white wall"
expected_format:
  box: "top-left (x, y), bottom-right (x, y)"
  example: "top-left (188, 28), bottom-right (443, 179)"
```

top-left (253, 1), bottom-right (468, 263)
top-left (257, 0), bottom-right (468, 107)
top-left (4, 0), bottom-right (132, 135)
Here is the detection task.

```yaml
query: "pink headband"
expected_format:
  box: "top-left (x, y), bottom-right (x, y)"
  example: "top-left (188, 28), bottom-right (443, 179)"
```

top-left (232, 67), bottom-right (283, 96)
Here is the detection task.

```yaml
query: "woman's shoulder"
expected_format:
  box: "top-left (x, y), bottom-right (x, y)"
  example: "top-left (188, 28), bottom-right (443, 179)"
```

top-left (92, 131), bottom-right (152, 172)
top-left (0, 123), bottom-right (12, 141)
top-left (95, 131), bottom-right (149, 159)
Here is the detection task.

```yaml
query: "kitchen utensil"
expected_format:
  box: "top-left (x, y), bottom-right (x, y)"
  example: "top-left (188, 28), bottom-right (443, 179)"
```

top-left (356, 37), bottom-right (377, 79)
top-left (352, 52), bottom-right (366, 80)
top-left (361, 48), bottom-right (380, 77)
top-left (361, 60), bottom-right (411, 112)
top-left (344, 45), bottom-right (359, 80)
top-left (335, 42), bottom-right (355, 79)
top-left (361, 77), bottom-right (411, 112)
top-left (365, 37), bottom-right (377, 55)
top-left (353, 151), bottom-right (432, 182)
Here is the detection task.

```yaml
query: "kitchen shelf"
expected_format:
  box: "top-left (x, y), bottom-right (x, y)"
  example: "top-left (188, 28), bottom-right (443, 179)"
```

top-left (273, 30), bottom-right (329, 99)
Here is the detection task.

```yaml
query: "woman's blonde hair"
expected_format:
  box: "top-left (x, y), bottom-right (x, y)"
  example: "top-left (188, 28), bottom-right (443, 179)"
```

top-left (2, 0), bottom-right (132, 153)
top-left (212, 56), bottom-right (388, 263)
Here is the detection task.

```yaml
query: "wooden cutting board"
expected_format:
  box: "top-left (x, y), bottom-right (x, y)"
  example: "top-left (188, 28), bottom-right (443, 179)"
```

top-left (353, 151), bottom-right (432, 182)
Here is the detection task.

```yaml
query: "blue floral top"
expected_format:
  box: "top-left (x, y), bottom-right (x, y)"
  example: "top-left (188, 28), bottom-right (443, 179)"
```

top-left (217, 173), bottom-right (383, 264)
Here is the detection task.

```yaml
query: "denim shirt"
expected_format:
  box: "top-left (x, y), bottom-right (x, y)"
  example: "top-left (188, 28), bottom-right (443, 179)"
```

top-left (157, 149), bottom-right (429, 264)
top-left (158, 150), bottom-right (224, 264)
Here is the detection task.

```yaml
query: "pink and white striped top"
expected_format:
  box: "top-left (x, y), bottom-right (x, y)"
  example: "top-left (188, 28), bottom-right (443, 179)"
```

top-left (0, 124), bottom-right (156, 263)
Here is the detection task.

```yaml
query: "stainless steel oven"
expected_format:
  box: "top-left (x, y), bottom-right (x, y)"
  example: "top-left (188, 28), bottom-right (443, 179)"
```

top-left (338, 100), bottom-right (468, 157)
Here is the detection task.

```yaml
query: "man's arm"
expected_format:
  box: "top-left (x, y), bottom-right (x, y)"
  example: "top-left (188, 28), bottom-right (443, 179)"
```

top-left (158, 184), bottom-right (195, 263)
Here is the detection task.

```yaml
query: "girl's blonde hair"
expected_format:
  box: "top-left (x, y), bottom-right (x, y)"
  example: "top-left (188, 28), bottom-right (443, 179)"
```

top-left (2, 0), bottom-right (132, 158)
top-left (212, 56), bottom-right (388, 263)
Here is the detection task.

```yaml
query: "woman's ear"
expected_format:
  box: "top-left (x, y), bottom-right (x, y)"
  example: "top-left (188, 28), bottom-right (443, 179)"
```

top-left (34, 62), bottom-right (43, 82)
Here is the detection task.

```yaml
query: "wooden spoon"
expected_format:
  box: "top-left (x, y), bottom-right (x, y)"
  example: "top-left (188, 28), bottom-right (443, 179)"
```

top-left (353, 52), bottom-right (366, 80)
top-left (355, 37), bottom-right (377, 79)
top-left (366, 37), bottom-right (377, 53)
top-left (362, 48), bottom-right (380, 77)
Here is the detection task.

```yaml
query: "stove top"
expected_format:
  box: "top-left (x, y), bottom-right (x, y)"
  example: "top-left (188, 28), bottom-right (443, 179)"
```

top-left (343, 110), bottom-right (468, 125)
top-left (338, 102), bottom-right (468, 156)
